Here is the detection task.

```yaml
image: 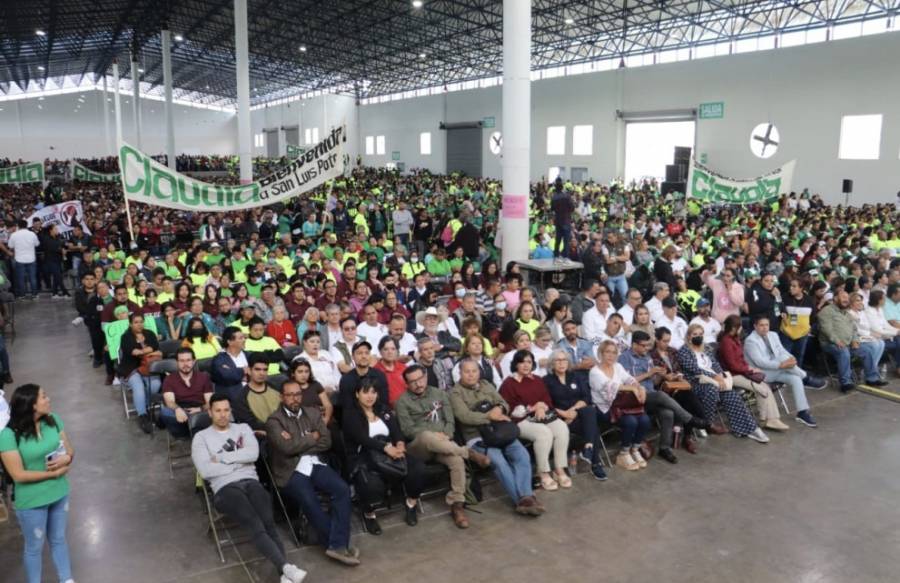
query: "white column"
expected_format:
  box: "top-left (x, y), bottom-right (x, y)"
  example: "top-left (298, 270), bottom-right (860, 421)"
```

top-left (234, 0), bottom-right (252, 183)
top-left (102, 76), bottom-right (111, 155)
top-left (112, 61), bottom-right (123, 149)
top-left (130, 54), bottom-right (142, 149)
top-left (500, 0), bottom-right (531, 266)
top-left (161, 29), bottom-right (176, 170)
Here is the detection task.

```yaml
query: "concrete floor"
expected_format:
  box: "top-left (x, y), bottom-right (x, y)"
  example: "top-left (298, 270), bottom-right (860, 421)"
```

top-left (2, 300), bottom-right (900, 583)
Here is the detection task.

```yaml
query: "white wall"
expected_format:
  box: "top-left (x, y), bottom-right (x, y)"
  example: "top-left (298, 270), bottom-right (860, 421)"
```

top-left (0, 91), bottom-right (237, 159)
top-left (358, 32), bottom-right (900, 203)
top-left (251, 94), bottom-right (358, 160)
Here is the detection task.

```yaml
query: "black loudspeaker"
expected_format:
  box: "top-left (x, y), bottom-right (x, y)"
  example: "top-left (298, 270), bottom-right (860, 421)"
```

top-left (674, 146), bottom-right (692, 163)
top-left (661, 181), bottom-right (685, 196)
top-left (665, 165), bottom-right (681, 182)
top-left (842, 179), bottom-right (853, 194)
top-left (666, 164), bottom-right (687, 182)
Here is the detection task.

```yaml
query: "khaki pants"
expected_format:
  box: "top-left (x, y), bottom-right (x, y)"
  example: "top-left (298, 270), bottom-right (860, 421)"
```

top-left (730, 374), bottom-right (780, 422)
top-left (408, 431), bottom-right (468, 505)
top-left (517, 418), bottom-right (570, 474)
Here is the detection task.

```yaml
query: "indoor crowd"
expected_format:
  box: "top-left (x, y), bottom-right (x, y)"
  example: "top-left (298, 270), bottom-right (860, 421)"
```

top-left (1, 164), bottom-right (900, 583)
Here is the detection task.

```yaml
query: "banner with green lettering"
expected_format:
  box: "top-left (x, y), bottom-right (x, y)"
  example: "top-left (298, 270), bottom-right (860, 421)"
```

top-left (687, 159), bottom-right (795, 205)
top-left (0, 162), bottom-right (45, 184)
top-left (286, 144), bottom-right (305, 158)
top-left (71, 161), bottom-right (120, 183)
top-left (120, 125), bottom-right (346, 211)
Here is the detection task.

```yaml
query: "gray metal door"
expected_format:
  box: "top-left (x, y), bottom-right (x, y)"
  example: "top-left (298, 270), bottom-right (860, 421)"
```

top-left (571, 167), bottom-right (588, 182)
top-left (265, 129), bottom-right (279, 158)
top-left (284, 126), bottom-right (299, 148)
top-left (446, 127), bottom-right (482, 177)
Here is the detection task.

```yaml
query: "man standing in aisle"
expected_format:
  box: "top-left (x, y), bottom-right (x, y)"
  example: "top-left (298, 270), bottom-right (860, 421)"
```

top-left (550, 177), bottom-right (574, 263)
top-left (7, 220), bottom-right (40, 299)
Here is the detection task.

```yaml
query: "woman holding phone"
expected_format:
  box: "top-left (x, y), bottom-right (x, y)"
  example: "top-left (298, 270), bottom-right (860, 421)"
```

top-left (0, 384), bottom-right (76, 583)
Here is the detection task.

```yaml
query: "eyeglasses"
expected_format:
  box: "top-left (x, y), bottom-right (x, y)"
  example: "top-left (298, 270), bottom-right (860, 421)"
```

top-left (343, 325), bottom-right (356, 331)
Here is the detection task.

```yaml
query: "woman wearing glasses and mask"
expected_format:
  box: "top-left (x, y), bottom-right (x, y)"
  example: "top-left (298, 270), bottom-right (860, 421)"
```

top-left (675, 324), bottom-right (769, 444)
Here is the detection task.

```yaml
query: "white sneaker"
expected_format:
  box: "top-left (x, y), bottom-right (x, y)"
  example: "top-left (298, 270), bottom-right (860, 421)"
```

top-left (112, 377), bottom-right (122, 386)
top-left (71, 317), bottom-right (84, 326)
top-left (616, 451), bottom-right (639, 471)
top-left (747, 428), bottom-right (770, 444)
top-left (697, 429), bottom-right (708, 438)
top-left (282, 564), bottom-right (307, 583)
top-left (630, 447), bottom-right (648, 468)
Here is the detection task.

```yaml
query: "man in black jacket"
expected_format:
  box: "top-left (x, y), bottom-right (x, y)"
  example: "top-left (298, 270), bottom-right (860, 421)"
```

top-left (451, 213), bottom-right (480, 260)
top-left (550, 179), bottom-right (575, 261)
top-left (75, 273), bottom-right (105, 369)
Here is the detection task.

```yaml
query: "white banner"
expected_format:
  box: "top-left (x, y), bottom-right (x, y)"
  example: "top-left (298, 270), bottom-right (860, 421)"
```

top-left (119, 125), bottom-right (346, 211)
top-left (0, 162), bottom-right (45, 184)
top-left (26, 201), bottom-right (92, 237)
top-left (70, 160), bottom-right (120, 182)
top-left (686, 159), bottom-right (795, 205)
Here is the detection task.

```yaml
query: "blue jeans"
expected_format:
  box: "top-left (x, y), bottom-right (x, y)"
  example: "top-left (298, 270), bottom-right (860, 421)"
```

top-left (16, 495), bottom-right (72, 583)
top-left (127, 371), bottom-right (161, 416)
top-left (883, 337), bottom-right (900, 369)
top-left (822, 341), bottom-right (882, 385)
top-left (553, 223), bottom-right (572, 258)
top-left (473, 439), bottom-right (533, 503)
top-left (779, 333), bottom-right (809, 367)
top-left (14, 261), bottom-right (38, 297)
top-left (606, 274), bottom-right (628, 306)
top-left (283, 466), bottom-right (352, 550)
top-left (599, 409), bottom-right (650, 448)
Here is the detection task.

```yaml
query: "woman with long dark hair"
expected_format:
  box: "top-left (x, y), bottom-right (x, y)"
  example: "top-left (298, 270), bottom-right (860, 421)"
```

top-left (0, 384), bottom-right (75, 583)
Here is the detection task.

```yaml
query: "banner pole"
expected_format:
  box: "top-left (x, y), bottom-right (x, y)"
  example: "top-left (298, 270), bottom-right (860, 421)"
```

top-left (112, 59), bottom-right (135, 242)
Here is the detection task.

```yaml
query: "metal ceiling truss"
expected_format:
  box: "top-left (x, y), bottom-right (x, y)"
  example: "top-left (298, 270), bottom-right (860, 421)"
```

top-left (0, 0), bottom-right (896, 107)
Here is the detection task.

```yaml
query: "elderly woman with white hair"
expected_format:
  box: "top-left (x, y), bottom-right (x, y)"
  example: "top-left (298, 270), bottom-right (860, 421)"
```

top-left (500, 330), bottom-right (547, 380)
top-left (543, 348), bottom-right (607, 480)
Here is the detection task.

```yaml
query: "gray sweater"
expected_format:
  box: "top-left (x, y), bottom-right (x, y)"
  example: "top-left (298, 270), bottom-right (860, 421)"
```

top-left (191, 422), bottom-right (260, 494)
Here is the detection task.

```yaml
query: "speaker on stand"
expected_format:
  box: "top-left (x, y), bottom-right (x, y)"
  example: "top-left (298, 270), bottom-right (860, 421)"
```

top-left (842, 179), bottom-right (853, 206)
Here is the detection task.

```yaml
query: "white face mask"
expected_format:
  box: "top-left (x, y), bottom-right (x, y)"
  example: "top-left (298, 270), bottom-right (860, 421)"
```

top-left (455, 289), bottom-right (466, 298)
top-left (411, 256), bottom-right (419, 263)
top-left (496, 301), bottom-right (508, 311)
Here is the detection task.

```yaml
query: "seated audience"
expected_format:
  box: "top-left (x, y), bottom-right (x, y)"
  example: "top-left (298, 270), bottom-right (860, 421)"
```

top-left (191, 394), bottom-right (308, 583)
top-left (160, 347), bottom-right (213, 438)
top-left (395, 364), bottom-right (491, 528)
top-left (499, 350), bottom-right (572, 491)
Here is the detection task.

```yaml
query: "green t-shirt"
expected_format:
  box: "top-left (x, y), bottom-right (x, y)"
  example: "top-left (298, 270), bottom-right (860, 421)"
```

top-left (0, 413), bottom-right (70, 510)
top-left (205, 253), bottom-right (225, 266)
top-left (105, 268), bottom-right (125, 283)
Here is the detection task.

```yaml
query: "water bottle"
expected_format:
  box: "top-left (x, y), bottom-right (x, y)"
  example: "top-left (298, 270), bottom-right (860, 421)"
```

top-left (568, 451), bottom-right (578, 476)
top-left (880, 363), bottom-right (888, 379)
top-left (673, 425), bottom-right (682, 450)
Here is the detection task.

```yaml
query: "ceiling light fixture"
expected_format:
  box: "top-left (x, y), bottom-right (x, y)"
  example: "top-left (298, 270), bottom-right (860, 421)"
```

top-left (174, 34), bottom-right (184, 42)
top-left (565, 16), bottom-right (574, 25)
top-left (138, 68), bottom-right (145, 73)
top-left (412, 0), bottom-right (423, 8)
top-left (418, 52), bottom-right (426, 59)
top-left (37, 65), bottom-right (45, 71)
top-left (36, 30), bottom-right (46, 36)
top-left (299, 45), bottom-right (307, 52)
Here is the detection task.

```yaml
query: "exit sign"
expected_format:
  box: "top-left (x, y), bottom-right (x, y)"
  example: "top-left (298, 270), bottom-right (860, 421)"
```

top-left (699, 102), bottom-right (724, 119)
top-left (483, 116), bottom-right (496, 128)
top-left (392, 151), bottom-right (400, 160)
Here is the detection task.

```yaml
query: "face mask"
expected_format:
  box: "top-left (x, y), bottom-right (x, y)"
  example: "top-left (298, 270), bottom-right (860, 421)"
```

top-left (411, 256), bottom-right (419, 263)
top-left (690, 336), bottom-right (703, 347)
top-left (496, 301), bottom-right (507, 311)
top-left (455, 289), bottom-right (466, 298)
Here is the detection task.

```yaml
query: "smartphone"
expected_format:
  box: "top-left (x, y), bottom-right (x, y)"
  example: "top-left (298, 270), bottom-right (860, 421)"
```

top-left (46, 442), bottom-right (66, 464)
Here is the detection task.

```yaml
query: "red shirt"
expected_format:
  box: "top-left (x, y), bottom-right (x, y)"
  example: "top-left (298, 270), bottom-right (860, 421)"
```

top-left (266, 319), bottom-right (297, 347)
top-left (717, 334), bottom-right (753, 376)
top-left (374, 360), bottom-right (408, 407)
top-left (162, 370), bottom-right (213, 408)
top-left (499, 374), bottom-right (554, 422)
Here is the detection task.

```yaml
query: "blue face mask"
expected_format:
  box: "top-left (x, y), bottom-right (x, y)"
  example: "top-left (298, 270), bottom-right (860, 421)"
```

top-left (455, 289), bottom-right (466, 298)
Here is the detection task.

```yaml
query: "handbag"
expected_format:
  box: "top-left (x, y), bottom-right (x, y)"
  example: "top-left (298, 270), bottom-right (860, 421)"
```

top-left (746, 371), bottom-right (766, 384)
top-left (528, 408), bottom-right (559, 424)
top-left (366, 435), bottom-right (407, 479)
top-left (471, 400), bottom-right (520, 448)
top-left (661, 379), bottom-right (691, 393)
top-left (137, 351), bottom-right (162, 376)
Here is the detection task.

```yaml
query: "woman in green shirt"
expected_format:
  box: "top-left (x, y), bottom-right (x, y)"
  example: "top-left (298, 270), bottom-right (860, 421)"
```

top-left (0, 384), bottom-right (75, 583)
